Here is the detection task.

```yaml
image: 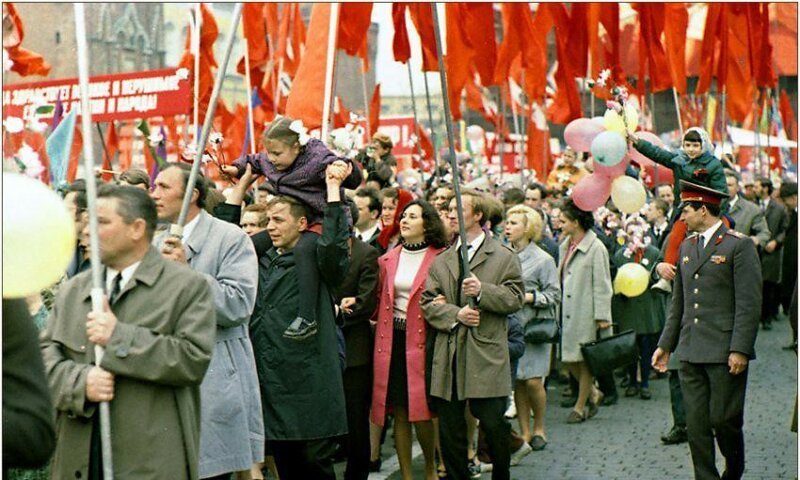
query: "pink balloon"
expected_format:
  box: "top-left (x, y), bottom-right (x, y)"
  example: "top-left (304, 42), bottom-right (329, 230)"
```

top-left (594, 154), bottom-right (631, 179)
top-left (564, 118), bottom-right (606, 152)
top-left (628, 131), bottom-right (664, 168)
top-left (572, 174), bottom-right (612, 211)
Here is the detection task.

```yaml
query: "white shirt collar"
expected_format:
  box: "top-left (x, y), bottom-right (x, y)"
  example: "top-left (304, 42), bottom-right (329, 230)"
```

top-left (106, 261), bottom-right (142, 293)
top-left (729, 195), bottom-right (739, 207)
top-left (180, 213), bottom-right (201, 246)
top-left (355, 222), bottom-right (380, 241)
top-left (456, 231), bottom-right (486, 262)
top-left (700, 220), bottom-right (723, 247)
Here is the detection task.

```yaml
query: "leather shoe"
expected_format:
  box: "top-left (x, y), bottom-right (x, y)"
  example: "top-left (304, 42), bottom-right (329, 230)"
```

top-left (600, 394), bottom-right (618, 406)
top-left (661, 425), bottom-right (688, 445)
top-left (624, 385), bottom-right (640, 397)
top-left (762, 322), bottom-right (773, 331)
top-left (639, 387), bottom-right (652, 400)
top-left (566, 410), bottom-right (585, 423)
top-left (530, 435), bottom-right (547, 451)
top-left (283, 317), bottom-right (318, 340)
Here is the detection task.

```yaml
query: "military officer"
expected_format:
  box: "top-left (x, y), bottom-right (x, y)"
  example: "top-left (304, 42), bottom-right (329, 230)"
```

top-left (652, 180), bottom-right (762, 480)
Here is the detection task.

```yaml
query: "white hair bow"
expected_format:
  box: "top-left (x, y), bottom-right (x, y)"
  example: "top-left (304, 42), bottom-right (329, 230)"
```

top-left (289, 119), bottom-right (310, 146)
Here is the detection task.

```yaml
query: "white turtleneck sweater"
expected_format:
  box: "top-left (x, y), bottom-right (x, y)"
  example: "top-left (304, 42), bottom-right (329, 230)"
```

top-left (392, 247), bottom-right (428, 319)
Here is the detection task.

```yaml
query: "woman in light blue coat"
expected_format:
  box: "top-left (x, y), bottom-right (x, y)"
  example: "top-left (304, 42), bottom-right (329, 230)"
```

top-left (505, 205), bottom-right (560, 450)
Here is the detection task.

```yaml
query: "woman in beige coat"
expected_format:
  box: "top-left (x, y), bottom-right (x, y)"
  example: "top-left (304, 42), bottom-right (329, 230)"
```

top-left (557, 199), bottom-right (613, 423)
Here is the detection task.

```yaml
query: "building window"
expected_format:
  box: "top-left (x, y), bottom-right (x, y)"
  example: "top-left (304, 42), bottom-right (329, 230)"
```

top-left (55, 32), bottom-right (61, 44)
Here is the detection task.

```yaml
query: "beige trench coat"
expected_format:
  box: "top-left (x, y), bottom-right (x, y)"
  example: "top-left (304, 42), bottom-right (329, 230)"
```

top-left (422, 237), bottom-right (524, 401)
top-left (558, 229), bottom-right (613, 362)
top-left (40, 247), bottom-right (216, 480)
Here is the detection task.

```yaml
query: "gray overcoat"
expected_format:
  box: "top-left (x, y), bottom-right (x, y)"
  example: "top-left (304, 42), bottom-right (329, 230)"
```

top-left (155, 210), bottom-right (264, 477)
top-left (515, 241), bottom-right (561, 326)
top-left (558, 229), bottom-right (613, 362)
top-left (728, 196), bottom-right (770, 246)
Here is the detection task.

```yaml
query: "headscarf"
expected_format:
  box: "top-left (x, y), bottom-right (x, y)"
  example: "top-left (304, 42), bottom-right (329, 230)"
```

top-left (377, 188), bottom-right (414, 249)
top-left (684, 127), bottom-right (713, 154)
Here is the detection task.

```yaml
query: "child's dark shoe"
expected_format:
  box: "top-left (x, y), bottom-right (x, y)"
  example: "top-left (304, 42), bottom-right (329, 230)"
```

top-left (283, 317), bottom-right (318, 340)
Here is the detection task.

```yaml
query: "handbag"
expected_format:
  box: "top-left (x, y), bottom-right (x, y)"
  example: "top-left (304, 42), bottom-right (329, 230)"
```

top-left (580, 329), bottom-right (638, 377)
top-left (523, 318), bottom-right (560, 344)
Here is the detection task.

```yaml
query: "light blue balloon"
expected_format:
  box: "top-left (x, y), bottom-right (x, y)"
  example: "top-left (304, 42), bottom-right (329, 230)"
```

top-left (590, 131), bottom-right (627, 167)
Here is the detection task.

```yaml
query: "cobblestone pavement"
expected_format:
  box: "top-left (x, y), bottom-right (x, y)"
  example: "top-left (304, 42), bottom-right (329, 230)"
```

top-left (362, 316), bottom-right (797, 480)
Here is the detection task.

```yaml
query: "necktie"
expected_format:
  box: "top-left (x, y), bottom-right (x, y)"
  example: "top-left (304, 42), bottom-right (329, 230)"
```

top-left (109, 273), bottom-right (122, 305)
top-left (697, 235), bottom-right (705, 256)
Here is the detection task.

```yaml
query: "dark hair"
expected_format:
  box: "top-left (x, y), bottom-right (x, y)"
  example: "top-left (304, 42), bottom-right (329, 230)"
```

top-left (265, 195), bottom-right (310, 222)
top-left (97, 184), bottom-right (158, 240)
top-left (561, 197), bottom-right (595, 231)
top-left (684, 200), bottom-right (721, 217)
top-left (486, 195), bottom-right (505, 229)
top-left (683, 130), bottom-right (702, 144)
top-left (242, 203), bottom-right (268, 227)
top-left (399, 200), bottom-right (449, 248)
top-left (345, 198), bottom-right (360, 226)
top-left (780, 182), bottom-right (798, 199)
top-left (651, 198), bottom-right (670, 216)
top-left (118, 169), bottom-right (151, 189)
top-left (380, 187), bottom-right (399, 202)
top-left (65, 182), bottom-right (87, 213)
top-left (162, 163), bottom-right (208, 208)
top-left (369, 165), bottom-right (393, 189)
top-left (355, 187), bottom-right (382, 215)
top-left (503, 187), bottom-right (525, 207)
top-left (757, 176), bottom-right (774, 195)
top-left (263, 116), bottom-right (300, 146)
top-left (526, 182), bottom-right (547, 199)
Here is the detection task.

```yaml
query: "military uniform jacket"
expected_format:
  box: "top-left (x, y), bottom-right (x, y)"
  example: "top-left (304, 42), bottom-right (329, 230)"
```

top-left (658, 224), bottom-right (762, 363)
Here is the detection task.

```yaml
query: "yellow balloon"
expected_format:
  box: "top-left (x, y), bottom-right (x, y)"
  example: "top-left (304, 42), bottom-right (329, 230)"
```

top-left (3, 174), bottom-right (76, 298)
top-left (611, 176), bottom-right (647, 214)
top-left (614, 263), bottom-right (650, 298)
top-left (623, 103), bottom-right (639, 133)
top-left (603, 109), bottom-right (626, 134)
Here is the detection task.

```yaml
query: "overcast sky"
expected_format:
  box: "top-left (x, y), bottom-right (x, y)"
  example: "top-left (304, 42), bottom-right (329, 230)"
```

top-left (371, 4), bottom-right (443, 97)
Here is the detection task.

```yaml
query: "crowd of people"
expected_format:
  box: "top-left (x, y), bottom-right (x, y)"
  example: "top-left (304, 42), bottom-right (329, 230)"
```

top-left (5, 116), bottom-right (798, 480)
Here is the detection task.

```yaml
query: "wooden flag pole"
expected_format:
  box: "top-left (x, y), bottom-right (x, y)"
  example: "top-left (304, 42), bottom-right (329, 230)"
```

top-left (499, 86), bottom-right (506, 182)
top-left (431, 3), bottom-right (473, 293)
top-left (74, 4), bottom-right (114, 478)
top-left (422, 72), bottom-right (440, 187)
top-left (175, 3), bottom-right (243, 230)
top-left (672, 88), bottom-right (684, 137)
top-left (361, 57), bottom-right (371, 140)
top-left (321, 3), bottom-right (340, 142)
top-left (407, 62), bottom-right (426, 190)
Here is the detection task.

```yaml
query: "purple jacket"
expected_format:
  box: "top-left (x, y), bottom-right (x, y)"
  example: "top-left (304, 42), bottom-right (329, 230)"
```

top-left (233, 138), bottom-right (362, 224)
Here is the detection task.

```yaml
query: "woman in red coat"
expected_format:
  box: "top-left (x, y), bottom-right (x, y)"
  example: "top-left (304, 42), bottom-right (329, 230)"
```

top-left (371, 199), bottom-right (449, 480)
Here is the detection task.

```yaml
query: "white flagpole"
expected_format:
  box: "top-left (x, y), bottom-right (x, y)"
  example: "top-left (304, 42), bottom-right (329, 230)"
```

top-left (244, 47), bottom-right (257, 154)
top-left (321, 3), bottom-right (340, 141)
top-left (74, 3), bottom-right (114, 478)
top-left (193, 2), bottom-right (202, 143)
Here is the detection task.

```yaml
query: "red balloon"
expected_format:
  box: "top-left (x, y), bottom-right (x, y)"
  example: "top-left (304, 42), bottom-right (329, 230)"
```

top-left (572, 173), bottom-right (612, 211)
top-left (565, 118), bottom-right (606, 152)
top-left (594, 154), bottom-right (631, 179)
top-left (641, 164), bottom-right (674, 189)
top-left (629, 131), bottom-right (664, 168)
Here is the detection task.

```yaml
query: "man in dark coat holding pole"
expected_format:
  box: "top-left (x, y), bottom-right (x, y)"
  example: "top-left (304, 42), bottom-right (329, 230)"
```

top-left (249, 162), bottom-right (352, 479)
top-left (653, 181), bottom-right (762, 480)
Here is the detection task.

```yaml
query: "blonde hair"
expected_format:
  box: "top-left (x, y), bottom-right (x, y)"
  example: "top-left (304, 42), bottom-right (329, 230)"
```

top-left (506, 205), bottom-right (544, 242)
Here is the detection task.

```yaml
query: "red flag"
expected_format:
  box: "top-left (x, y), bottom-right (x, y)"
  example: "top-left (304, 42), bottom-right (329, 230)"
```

top-left (567, 3), bottom-right (590, 78)
top-left (4, 3), bottom-right (51, 77)
top-left (369, 83), bottom-right (381, 138)
top-left (544, 4), bottom-right (582, 124)
top-left (285, 4), bottom-right (333, 130)
top-left (636, 3), bottom-right (673, 93)
top-left (101, 122), bottom-right (119, 181)
top-left (526, 102), bottom-right (551, 179)
top-left (66, 127), bottom-right (83, 184)
top-left (723, 5), bottom-right (754, 123)
top-left (178, 3), bottom-right (219, 122)
top-left (696, 4), bottom-right (723, 95)
top-left (461, 3), bottom-right (497, 86)
top-left (392, 3), bottom-right (411, 63)
top-left (333, 97), bottom-right (352, 129)
top-left (408, 3), bottom-right (438, 72)
top-left (748, 3), bottom-right (777, 88)
top-left (338, 3), bottom-right (373, 61)
top-left (276, 3), bottom-right (306, 79)
top-left (598, 4), bottom-right (622, 83)
top-left (494, 4), bottom-right (535, 85)
top-left (663, 4), bottom-right (688, 94)
top-left (417, 124), bottom-right (434, 161)
top-left (465, 71), bottom-right (498, 125)
top-left (236, 3), bottom-right (270, 88)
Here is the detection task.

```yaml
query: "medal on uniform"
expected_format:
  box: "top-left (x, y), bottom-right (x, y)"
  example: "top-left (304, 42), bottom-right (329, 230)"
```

top-left (711, 255), bottom-right (727, 264)
top-left (682, 256), bottom-right (690, 264)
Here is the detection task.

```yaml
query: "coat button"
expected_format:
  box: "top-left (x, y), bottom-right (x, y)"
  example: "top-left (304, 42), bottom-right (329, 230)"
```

top-left (694, 274), bottom-right (700, 279)
top-left (694, 288), bottom-right (699, 294)
top-left (694, 318), bottom-right (699, 323)
top-left (380, 334), bottom-right (384, 338)
top-left (694, 303), bottom-right (699, 309)
top-left (418, 344), bottom-right (424, 349)
top-left (418, 329), bottom-right (423, 334)
top-left (378, 349), bottom-right (382, 353)
top-left (80, 345), bottom-right (86, 351)
top-left (385, 306), bottom-right (390, 310)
